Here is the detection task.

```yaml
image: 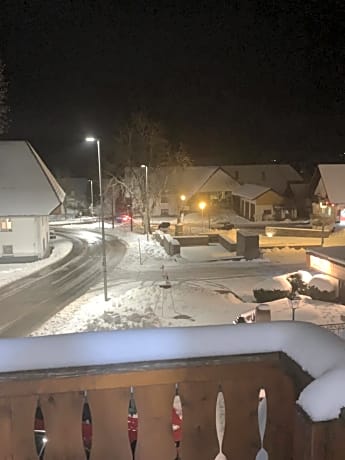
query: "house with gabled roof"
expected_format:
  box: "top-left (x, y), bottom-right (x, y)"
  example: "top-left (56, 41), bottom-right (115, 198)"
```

top-left (162, 166), bottom-right (238, 215)
top-left (232, 184), bottom-right (286, 221)
top-left (124, 163), bottom-right (306, 220)
top-left (311, 164), bottom-right (345, 225)
top-left (0, 141), bottom-right (65, 262)
top-left (222, 164), bottom-right (303, 196)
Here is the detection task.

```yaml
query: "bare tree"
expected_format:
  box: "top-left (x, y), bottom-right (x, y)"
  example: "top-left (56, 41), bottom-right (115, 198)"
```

top-left (108, 112), bottom-right (192, 233)
top-left (0, 59), bottom-right (8, 134)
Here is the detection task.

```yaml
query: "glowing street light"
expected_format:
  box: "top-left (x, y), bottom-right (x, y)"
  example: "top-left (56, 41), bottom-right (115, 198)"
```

top-left (85, 136), bottom-right (108, 301)
top-left (199, 201), bottom-right (206, 232)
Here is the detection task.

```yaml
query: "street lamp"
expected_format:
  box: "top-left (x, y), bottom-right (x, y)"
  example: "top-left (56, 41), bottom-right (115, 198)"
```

top-left (179, 194), bottom-right (186, 223)
top-left (288, 293), bottom-right (300, 321)
top-left (199, 201), bottom-right (206, 232)
top-left (85, 137), bottom-right (108, 301)
top-left (141, 164), bottom-right (149, 241)
top-left (88, 179), bottom-right (94, 216)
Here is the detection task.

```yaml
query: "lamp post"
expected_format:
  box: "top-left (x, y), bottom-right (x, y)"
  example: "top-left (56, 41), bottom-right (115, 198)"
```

top-left (288, 293), bottom-right (300, 321)
top-left (180, 194), bottom-right (186, 223)
top-left (199, 201), bottom-right (206, 232)
top-left (111, 183), bottom-right (116, 229)
top-left (88, 179), bottom-right (94, 216)
top-left (141, 164), bottom-right (149, 241)
top-left (85, 137), bottom-right (108, 301)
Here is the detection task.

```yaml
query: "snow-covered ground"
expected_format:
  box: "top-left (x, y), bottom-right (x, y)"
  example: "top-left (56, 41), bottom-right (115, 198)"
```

top-left (3, 220), bottom-right (345, 422)
top-left (0, 236), bottom-right (73, 289)
top-left (4, 221), bottom-right (336, 336)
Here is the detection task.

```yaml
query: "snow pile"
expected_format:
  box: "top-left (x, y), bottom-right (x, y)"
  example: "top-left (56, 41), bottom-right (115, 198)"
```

top-left (297, 270), bottom-right (312, 284)
top-left (3, 322), bottom-right (345, 421)
top-left (254, 276), bottom-right (292, 292)
top-left (0, 237), bottom-right (73, 289)
top-left (308, 274), bottom-right (338, 293)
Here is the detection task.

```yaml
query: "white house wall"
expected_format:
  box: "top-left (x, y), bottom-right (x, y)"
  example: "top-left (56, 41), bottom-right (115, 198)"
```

top-left (0, 216), bottom-right (49, 261)
top-left (314, 179), bottom-right (327, 200)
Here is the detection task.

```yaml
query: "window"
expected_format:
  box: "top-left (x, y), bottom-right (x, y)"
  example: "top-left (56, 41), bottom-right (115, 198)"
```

top-left (2, 245), bottom-right (13, 255)
top-left (161, 195), bottom-right (168, 204)
top-left (0, 218), bottom-right (12, 232)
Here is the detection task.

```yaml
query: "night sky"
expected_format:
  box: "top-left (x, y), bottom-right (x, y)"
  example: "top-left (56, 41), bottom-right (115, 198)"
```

top-left (1, 1), bottom-right (345, 175)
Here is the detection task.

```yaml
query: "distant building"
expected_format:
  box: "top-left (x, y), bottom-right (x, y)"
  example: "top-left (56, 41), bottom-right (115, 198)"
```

top-left (124, 163), bottom-right (306, 221)
top-left (0, 141), bottom-right (65, 262)
top-left (311, 164), bottom-right (345, 226)
top-left (58, 177), bottom-right (90, 216)
top-left (222, 164), bottom-right (304, 196)
top-left (232, 184), bottom-right (287, 222)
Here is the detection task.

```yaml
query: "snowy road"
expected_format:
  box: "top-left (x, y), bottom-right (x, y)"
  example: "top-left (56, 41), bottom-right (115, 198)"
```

top-left (0, 229), bottom-right (126, 337)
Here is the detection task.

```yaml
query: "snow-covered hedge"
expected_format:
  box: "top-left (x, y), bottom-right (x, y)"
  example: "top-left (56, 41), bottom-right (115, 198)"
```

top-left (307, 274), bottom-right (338, 302)
top-left (253, 276), bottom-right (292, 302)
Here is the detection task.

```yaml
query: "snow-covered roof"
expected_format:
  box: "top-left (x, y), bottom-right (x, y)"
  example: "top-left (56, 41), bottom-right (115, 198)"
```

top-left (197, 167), bottom-right (239, 193)
top-left (165, 166), bottom-right (219, 198)
top-left (1, 322), bottom-right (345, 421)
top-left (232, 183), bottom-right (272, 200)
top-left (0, 141), bottom-right (65, 216)
top-left (128, 166), bottom-right (239, 200)
top-left (317, 164), bottom-right (345, 204)
top-left (222, 164), bottom-right (303, 195)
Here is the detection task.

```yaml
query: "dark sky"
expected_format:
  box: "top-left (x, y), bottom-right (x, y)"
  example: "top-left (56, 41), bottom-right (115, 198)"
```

top-left (1, 1), bottom-right (345, 175)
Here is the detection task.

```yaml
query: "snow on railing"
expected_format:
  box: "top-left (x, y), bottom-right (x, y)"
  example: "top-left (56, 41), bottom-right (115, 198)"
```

top-left (1, 322), bottom-right (345, 421)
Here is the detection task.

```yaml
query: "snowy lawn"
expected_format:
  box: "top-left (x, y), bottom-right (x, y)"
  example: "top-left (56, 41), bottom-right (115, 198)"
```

top-left (28, 222), bottom-right (345, 336)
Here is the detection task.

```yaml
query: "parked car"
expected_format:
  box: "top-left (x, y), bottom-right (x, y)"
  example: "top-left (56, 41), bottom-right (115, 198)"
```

top-left (115, 213), bottom-right (132, 223)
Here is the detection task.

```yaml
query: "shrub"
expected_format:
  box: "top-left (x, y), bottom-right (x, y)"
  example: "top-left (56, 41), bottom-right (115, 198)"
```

top-left (253, 276), bottom-right (292, 302)
top-left (307, 274), bottom-right (338, 302)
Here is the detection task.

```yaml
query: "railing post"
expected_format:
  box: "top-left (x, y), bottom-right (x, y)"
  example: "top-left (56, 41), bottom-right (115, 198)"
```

top-left (293, 405), bottom-right (345, 460)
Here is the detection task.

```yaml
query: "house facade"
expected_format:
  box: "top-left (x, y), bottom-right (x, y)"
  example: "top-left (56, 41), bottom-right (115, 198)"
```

top-left (0, 141), bottom-right (65, 262)
top-left (311, 164), bottom-right (345, 226)
top-left (124, 163), bottom-right (305, 221)
top-left (232, 184), bottom-right (287, 221)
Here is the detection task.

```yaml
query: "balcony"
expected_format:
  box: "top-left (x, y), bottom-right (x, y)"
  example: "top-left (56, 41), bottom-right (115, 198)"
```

top-left (0, 322), bottom-right (345, 459)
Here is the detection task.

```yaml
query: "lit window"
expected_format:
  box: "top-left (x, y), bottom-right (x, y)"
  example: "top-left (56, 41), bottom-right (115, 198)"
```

top-left (0, 219), bottom-right (12, 232)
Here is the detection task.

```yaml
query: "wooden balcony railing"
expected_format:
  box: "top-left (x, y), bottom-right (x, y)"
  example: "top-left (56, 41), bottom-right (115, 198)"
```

top-left (0, 323), bottom-right (344, 459)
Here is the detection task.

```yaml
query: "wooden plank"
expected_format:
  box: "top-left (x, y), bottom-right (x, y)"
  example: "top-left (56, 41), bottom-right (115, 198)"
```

top-left (41, 391), bottom-right (86, 460)
top-left (179, 380), bottom-right (219, 460)
top-left (88, 387), bottom-right (132, 460)
top-left (222, 379), bottom-right (260, 459)
top-left (0, 355), bottom-right (281, 397)
top-left (324, 418), bottom-right (345, 460)
top-left (0, 397), bottom-right (13, 459)
top-left (11, 395), bottom-right (39, 459)
top-left (262, 370), bottom-right (295, 459)
top-left (134, 384), bottom-right (176, 460)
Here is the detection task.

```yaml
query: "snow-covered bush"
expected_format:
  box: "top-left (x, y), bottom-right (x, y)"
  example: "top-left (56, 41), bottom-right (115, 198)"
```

top-left (287, 270), bottom-right (312, 295)
top-left (307, 274), bottom-right (338, 302)
top-left (253, 276), bottom-right (292, 302)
